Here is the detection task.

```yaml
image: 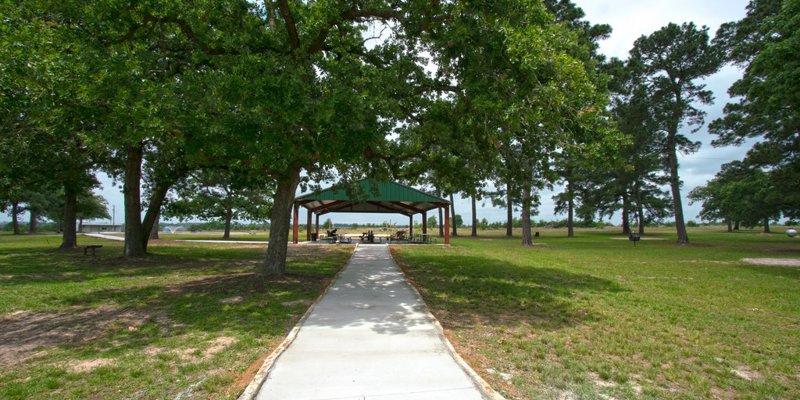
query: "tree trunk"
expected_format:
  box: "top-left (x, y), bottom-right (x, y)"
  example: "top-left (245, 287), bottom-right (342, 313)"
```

top-left (449, 193), bottom-right (457, 237)
top-left (726, 219), bottom-right (732, 232)
top-left (60, 187), bottom-right (78, 249)
top-left (734, 220), bottom-right (740, 231)
top-left (667, 135), bottom-right (689, 243)
top-left (10, 201), bottom-right (20, 235)
top-left (520, 185), bottom-right (533, 246)
top-left (438, 193), bottom-right (444, 237)
top-left (636, 181), bottom-right (645, 235)
top-left (506, 182), bottom-right (513, 237)
top-left (223, 208), bottom-right (232, 239)
top-left (567, 179), bottom-right (575, 238)
top-left (28, 210), bottom-right (38, 234)
top-left (262, 168), bottom-right (300, 276)
top-left (123, 144), bottom-right (147, 257)
top-left (621, 191), bottom-right (631, 235)
top-left (763, 218), bottom-right (770, 233)
top-left (471, 196), bottom-right (477, 237)
top-left (140, 183), bottom-right (170, 252)
top-left (149, 214), bottom-right (160, 240)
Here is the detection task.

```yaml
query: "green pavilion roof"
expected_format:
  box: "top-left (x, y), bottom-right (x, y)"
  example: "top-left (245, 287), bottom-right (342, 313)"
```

top-left (295, 180), bottom-right (448, 216)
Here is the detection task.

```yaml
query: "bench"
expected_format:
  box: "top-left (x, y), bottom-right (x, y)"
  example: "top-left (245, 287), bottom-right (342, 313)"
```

top-left (83, 244), bottom-right (103, 256)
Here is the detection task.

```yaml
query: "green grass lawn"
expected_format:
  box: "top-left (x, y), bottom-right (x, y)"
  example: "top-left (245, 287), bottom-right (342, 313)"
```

top-left (392, 227), bottom-right (800, 400)
top-left (0, 234), bottom-right (353, 399)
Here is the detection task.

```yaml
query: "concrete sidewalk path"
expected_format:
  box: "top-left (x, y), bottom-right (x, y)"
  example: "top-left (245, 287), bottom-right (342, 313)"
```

top-left (254, 244), bottom-right (487, 400)
top-left (83, 233), bottom-right (125, 241)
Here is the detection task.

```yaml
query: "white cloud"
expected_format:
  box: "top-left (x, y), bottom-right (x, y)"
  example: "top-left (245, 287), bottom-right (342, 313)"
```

top-left (576, 0), bottom-right (750, 60)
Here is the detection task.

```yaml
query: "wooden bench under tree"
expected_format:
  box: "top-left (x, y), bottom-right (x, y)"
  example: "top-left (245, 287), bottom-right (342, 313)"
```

top-left (83, 245), bottom-right (103, 256)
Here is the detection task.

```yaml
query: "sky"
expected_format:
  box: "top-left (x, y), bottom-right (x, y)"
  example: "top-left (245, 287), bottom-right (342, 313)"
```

top-left (10, 0), bottom-right (757, 227)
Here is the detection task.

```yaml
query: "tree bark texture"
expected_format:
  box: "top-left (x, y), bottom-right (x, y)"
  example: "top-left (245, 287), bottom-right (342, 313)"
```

top-left (223, 208), bottom-right (233, 239)
top-left (567, 179), bottom-right (574, 238)
top-left (449, 193), bottom-right (457, 237)
top-left (149, 214), bottom-right (160, 240)
top-left (141, 185), bottom-right (169, 252)
top-left (262, 169), bottom-right (300, 276)
top-left (621, 191), bottom-right (631, 235)
top-left (506, 182), bottom-right (513, 237)
top-left (667, 135), bottom-right (689, 243)
top-left (520, 185), bottom-right (533, 246)
top-left (438, 189), bottom-right (444, 237)
top-left (28, 210), bottom-right (38, 234)
top-left (636, 181), bottom-right (645, 235)
top-left (763, 218), bottom-right (770, 233)
top-left (60, 187), bottom-right (78, 249)
top-left (10, 201), bottom-right (20, 235)
top-left (471, 196), bottom-right (477, 237)
top-left (727, 219), bottom-right (732, 232)
top-left (124, 144), bottom-right (147, 257)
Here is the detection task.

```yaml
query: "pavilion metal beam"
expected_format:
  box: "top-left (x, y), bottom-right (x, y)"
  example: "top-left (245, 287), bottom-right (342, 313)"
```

top-left (392, 201), bottom-right (423, 214)
top-left (309, 200), bottom-right (348, 213)
top-left (366, 201), bottom-right (409, 214)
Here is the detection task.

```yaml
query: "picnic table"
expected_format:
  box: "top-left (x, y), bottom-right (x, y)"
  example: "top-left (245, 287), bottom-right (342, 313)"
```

top-left (83, 244), bottom-right (103, 256)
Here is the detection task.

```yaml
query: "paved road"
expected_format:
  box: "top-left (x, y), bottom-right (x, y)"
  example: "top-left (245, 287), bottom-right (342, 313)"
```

top-left (255, 244), bottom-right (486, 400)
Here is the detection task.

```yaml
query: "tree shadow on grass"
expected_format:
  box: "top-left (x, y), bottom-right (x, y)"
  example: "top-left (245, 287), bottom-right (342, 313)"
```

top-left (0, 269), bottom-right (337, 368)
top-left (0, 242), bottom-right (269, 287)
top-left (396, 253), bottom-right (624, 332)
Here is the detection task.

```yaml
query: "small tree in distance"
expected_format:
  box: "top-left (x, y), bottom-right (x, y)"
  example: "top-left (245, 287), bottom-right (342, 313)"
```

top-left (427, 215), bottom-right (438, 228)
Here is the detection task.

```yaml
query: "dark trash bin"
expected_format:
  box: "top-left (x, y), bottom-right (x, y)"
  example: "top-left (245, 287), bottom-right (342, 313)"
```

top-left (311, 233), bottom-right (318, 242)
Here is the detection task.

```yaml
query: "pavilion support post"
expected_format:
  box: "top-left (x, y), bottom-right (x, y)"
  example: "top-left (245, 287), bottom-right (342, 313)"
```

top-left (306, 209), bottom-right (312, 241)
top-left (292, 203), bottom-right (299, 244)
top-left (315, 214), bottom-right (320, 235)
top-left (409, 215), bottom-right (413, 237)
top-left (422, 211), bottom-right (427, 235)
top-left (444, 205), bottom-right (450, 245)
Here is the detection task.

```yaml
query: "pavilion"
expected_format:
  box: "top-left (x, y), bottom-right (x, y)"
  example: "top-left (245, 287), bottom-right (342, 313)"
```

top-left (292, 180), bottom-right (451, 244)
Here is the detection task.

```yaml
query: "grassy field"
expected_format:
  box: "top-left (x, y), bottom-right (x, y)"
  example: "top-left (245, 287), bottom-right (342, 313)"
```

top-left (0, 234), bottom-right (353, 399)
top-left (392, 227), bottom-right (800, 400)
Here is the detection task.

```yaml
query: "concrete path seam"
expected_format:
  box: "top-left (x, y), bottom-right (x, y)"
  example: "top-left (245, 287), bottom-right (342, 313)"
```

top-left (391, 249), bottom-right (506, 400)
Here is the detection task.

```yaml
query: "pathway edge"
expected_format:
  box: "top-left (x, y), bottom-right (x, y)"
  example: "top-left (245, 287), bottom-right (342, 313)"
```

top-left (237, 244), bottom-right (359, 400)
top-left (390, 247), bottom-right (507, 400)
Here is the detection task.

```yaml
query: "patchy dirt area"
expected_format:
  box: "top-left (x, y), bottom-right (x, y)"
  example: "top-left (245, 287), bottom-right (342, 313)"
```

top-left (741, 258), bottom-right (800, 267)
top-left (0, 273), bottom-right (257, 369)
top-left (204, 336), bottom-right (237, 359)
top-left (731, 365), bottom-right (763, 381)
top-left (68, 358), bottom-right (115, 373)
top-left (0, 306), bottom-right (154, 368)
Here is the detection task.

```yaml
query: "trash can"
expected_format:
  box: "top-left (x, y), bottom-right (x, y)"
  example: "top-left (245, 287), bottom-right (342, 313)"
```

top-left (310, 233), bottom-right (318, 242)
